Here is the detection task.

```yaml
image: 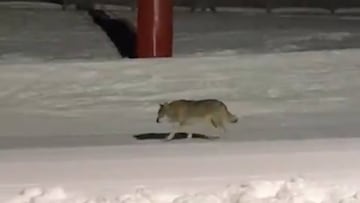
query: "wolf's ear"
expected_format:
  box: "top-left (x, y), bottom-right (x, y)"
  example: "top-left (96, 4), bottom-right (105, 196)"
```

top-left (159, 102), bottom-right (168, 107)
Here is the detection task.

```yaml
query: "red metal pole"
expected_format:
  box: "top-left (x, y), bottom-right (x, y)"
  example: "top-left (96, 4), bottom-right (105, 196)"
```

top-left (137, 0), bottom-right (173, 58)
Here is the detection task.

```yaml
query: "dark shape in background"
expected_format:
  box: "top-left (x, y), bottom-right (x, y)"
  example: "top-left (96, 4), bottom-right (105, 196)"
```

top-left (88, 9), bottom-right (137, 58)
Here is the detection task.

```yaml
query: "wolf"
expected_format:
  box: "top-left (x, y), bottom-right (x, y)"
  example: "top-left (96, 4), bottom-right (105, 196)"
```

top-left (156, 99), bottom-right (238, 141)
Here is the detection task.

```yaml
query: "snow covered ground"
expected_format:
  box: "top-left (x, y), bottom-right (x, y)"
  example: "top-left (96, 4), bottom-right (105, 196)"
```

top-left (1, 49), bottom-right (360, 143)
top-left (1, 48), bottom-right (360, 203)
top-left (2, 139), bottom-right (360, 203)
top-left (2, 3), bottom-right (360, 203)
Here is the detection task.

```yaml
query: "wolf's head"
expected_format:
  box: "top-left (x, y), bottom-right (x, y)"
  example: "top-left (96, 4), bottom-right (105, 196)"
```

top-left (156, 102), bottom-right (169, 123)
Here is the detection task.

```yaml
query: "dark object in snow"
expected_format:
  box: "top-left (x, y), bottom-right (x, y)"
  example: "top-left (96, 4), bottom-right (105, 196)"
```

top-left (88, 9), bottom-right (137, 58)
top-left (190, 0), bottom-right (217, 13)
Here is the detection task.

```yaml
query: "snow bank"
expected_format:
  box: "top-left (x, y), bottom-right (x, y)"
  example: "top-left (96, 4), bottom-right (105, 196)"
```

top-left (5, 178), bottom-right (360, 203)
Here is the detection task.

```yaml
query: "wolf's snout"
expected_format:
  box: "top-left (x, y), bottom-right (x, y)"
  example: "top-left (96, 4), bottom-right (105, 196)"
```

top-left (156, 117), bottom-right (160, 123)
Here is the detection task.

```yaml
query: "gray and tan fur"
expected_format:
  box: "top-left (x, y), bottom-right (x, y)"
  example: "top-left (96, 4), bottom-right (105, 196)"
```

top-left (156, 99), bottom-right (238, 140)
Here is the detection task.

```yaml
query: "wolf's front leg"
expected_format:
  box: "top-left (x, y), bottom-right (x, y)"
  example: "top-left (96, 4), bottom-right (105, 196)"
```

top-left (164, 123), bottom-right (178, 141)
top-left (165, 131), bottom-right (176, 141)
top-left (186, 133), bottom-right (193, 139)
top-left (164, 123), bottom-right (185, 141)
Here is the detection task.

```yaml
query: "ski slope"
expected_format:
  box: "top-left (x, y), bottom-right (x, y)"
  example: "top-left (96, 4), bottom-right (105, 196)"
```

top-left (1, 3), bottom-right (360, 203)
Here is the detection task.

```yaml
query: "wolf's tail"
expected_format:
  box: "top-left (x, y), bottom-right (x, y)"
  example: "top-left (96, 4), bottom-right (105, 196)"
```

top-left (228, 112), bottom-right (238, 123)
top-left (225, 108), bottom-right (238, 123)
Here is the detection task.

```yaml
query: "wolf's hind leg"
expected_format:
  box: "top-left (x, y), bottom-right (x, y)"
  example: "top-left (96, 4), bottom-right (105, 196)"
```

top-left (208, 117), bottom-right (226, 139)
top-left (218, 121), bottom-right (226, 133)
top-left (210, 118), bottom-right (218, 128)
